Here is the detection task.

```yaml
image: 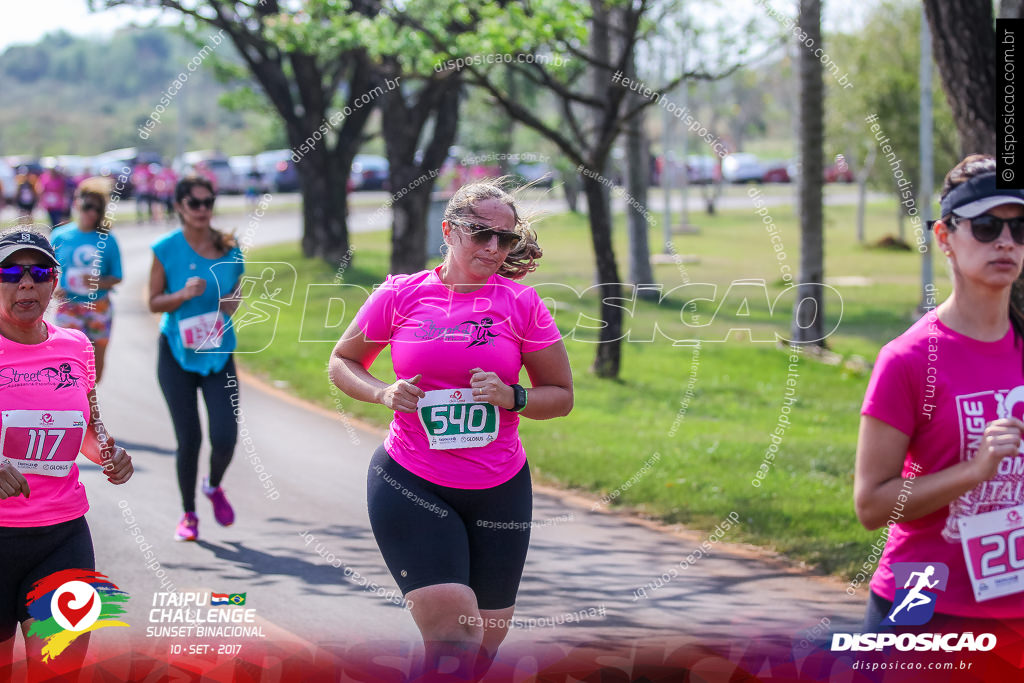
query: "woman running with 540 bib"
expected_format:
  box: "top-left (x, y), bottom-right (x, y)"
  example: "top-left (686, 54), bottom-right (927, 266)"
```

top-left (329, 179), bottom-right (573, 679)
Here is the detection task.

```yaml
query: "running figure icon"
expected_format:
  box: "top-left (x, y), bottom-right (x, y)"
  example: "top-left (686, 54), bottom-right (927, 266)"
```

top-left (886, 565), bottom-right (940, 623)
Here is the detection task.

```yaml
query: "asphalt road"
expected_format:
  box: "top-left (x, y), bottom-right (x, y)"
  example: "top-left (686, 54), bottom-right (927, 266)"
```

top-left (8, 197), bottom-right (869, 675)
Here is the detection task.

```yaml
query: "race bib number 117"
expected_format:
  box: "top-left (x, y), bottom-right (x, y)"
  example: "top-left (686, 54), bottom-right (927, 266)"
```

top-left (0, 410), bottom-right (87, 477)
top-left (417, 388), bottom-right (499, 449)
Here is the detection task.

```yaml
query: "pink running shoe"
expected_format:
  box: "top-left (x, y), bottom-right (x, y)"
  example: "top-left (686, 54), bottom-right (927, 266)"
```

top-left (202, 477), bottom-right (235, 526)
top-left (175, 512), bottom-right (199, 541)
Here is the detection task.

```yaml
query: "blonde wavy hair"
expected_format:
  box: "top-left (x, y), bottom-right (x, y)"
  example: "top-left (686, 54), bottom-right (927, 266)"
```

top-left (442, 177), bottom-right (542, 280)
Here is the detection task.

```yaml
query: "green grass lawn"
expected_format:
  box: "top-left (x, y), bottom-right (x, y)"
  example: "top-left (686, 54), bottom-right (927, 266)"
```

top-left (236, 196), bottom-right (936, 578)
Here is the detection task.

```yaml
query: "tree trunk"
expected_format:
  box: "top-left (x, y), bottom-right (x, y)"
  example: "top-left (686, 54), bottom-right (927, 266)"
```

top-left (563, 171), bottom-right (581, 212)
top-left (583, 174), bottom-right (623, 378)
top-left (625, 96), bottom-right (656, 298)
top-left (854, 144), bottom-right (876, 244)
top-left (381, 71), bottom-right (462, 274)
top-left (923, 0), bottom-right (997, 155)
top-left (390, 184), bottom-right (433, 272)
top-left (292, 136), bottom-right (351, 263)
top-left (792, 0), bottom-right (825, 346)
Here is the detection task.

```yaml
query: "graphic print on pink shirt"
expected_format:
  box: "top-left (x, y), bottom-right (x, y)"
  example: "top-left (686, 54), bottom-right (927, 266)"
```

top-left (0, 323), bottom-right (96, 527)
top-left (356, 266), bottom-right (562, 489)
top-left (945, 386), bottom-right (1024, 541)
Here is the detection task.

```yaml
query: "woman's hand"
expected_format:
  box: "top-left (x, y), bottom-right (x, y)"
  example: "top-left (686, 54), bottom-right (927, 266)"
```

top-left (379, 374), bottom-right (425, 413)
top-left (0, 461), bottom-right (30, 499)
top-left (470, 367), bottom-right (514, 410)
top-left (181, 276), bottom-right (206, 301)
top-left (102, 445), bottom-right (133, 485)
top-left (970, 417), bottom-right (1024, 485)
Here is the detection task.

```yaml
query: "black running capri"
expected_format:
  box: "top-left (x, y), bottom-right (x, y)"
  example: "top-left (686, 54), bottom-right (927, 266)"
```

top-left (0, 517), bottom-right (94, 639)
top-left (366, 444), bottom-right (532, 610)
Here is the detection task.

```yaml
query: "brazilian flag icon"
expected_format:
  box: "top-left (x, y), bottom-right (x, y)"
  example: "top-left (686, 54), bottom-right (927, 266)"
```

top-left (228, 593), bottom-right (247, 605)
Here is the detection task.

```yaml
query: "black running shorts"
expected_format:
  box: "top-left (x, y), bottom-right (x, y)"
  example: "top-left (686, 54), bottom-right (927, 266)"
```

top-left (366, 445), bottom-right (532, 610)
top-left (0, 516), bottom-right (94, 639)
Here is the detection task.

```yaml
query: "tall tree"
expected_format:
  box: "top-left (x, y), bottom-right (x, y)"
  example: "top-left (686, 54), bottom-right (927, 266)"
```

top-left (96, 0), bottom-right (381, 263)
top-left (377, 64), bottom-right (463, 273)
top-left (792, 0), bottom-right (825, 346)
top-left (397, 0), bottom-right (752, 378)
top-left (625, 90), bottom-right (656, 296)
top-left (922, 0), bottom-right (996, 156)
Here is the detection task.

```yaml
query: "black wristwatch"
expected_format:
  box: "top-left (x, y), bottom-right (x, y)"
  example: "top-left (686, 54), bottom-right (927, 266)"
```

top-left (510, 383), bottom-right (528, 412)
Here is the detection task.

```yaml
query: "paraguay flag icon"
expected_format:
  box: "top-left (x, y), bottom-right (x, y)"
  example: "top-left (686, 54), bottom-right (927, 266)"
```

top-left (25, 569), bottom-right (129, 661)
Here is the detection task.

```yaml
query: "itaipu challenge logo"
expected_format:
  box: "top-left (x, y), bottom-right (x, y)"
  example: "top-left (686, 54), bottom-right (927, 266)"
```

top-left (26, 569), bottom-right (129, 661)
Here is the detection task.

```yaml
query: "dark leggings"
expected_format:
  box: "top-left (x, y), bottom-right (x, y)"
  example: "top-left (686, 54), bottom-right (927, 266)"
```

top-left (0, 517), bottom-right (94, 639)
top-left (157, 334), bottom-right (238, 513)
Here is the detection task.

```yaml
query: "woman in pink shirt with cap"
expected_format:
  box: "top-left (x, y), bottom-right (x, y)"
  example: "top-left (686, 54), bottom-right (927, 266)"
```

top-left (856, 154), bottom-right (1024, 631)
top-left (0, 228), bottom-right (132, 676)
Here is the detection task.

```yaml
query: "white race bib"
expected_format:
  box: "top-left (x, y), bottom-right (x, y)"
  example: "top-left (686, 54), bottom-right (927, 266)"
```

top-left (178, 311), bottom-right (224, 350)
top-left (417, 388), bottom-right (499, 449)
top-left (958, 503), bottom-right (1024, 601)
top-left (0, 410), bottom-right (87, 477)
top-left (65, 267), bottom-right (93, 296)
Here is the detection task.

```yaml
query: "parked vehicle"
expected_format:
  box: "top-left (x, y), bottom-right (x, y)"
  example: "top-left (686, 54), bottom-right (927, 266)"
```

top-left (512, 162), bottom-right (555, 187)
top-left (686, 155), bottom-right (717, 184)
top-left (254, 149), bottom-right (300, 193)
top-left (178, 152), bottom-right (240, 194)
top-left (230, 155), bottom-right (272, 193)
top-left (350, 154), bottom-right (389, 191)
top-left (722, 153), bottom-right (764, 183)
top-left (761, 160), bottom-right (791, 183)
top-left (825, 154), bottom-right (854, 183)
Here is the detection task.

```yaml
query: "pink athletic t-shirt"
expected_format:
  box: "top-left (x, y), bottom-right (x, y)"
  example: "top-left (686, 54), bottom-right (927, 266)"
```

top-left (0, 323), bottom-right (96, 527)
top-left (356, 266), bottom-right (562, 488)
top-left (862, 311), bottom-right (1024, 618)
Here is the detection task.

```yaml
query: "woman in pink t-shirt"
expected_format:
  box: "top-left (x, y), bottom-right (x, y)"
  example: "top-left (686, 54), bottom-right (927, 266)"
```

top-left (0, 229), bottom-right (132, 676)
top-left (329, 179), bottom-right (573, 678)
top-left (856, 155), bottom-right (1024, 631)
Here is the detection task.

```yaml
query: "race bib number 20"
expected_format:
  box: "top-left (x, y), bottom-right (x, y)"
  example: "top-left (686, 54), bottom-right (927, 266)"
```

top-left (0, 410), bottom-right (87, 477)
top-left (417, 388), bottom-right (499, 449)
top-left (959, 503), bottom-right (1024, 601)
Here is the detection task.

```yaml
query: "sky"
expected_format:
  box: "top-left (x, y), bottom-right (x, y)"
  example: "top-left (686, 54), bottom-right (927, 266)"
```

top-left (0, 1), bottom-right (169, 52)
top-left (1, 0), bottom-right (875, 52)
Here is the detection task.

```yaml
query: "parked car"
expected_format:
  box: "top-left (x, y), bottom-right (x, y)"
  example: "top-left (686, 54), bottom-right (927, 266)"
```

top-left (254, 149), bottom-right (300, 193)
top-left (230, 155), bottom-right (272, 193)
top-left (350, 154), bottom-right (389, 191)
top-left (686, 155), bottom-right (717, 184)
top-left (825, 154), bottom-right (854, 183)
top-left (175, 151), bottom-right (241, 193)
top-left (722, 153), bottom-right (764, 183)
top-left (512, 162), bottom-right (555, 187)
top-left (761, 160), bottom-right (791, 183)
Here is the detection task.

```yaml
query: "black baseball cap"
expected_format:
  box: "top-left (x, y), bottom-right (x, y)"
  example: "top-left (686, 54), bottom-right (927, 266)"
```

top-left (0, 230), bottom-right (58, 267)
top-left (940, 171), bottom-right (1024, 219)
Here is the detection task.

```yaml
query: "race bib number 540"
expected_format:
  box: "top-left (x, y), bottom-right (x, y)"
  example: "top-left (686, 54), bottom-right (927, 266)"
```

top-left (417, 388), bottom-right (499, 449)
top-left (0, 410), bottom-right (87, 477)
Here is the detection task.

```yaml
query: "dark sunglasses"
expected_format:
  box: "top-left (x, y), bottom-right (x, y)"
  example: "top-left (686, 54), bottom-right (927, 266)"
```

top-left (0, 264), bottom-right (57, 284)
top-left (80, 203), bottom-right (103, 213)
top-left (952, 214), bottom-right (1024, 245)
top-left (184, 196), bottom-right (216, 210)
top-left (450, 220), bottom-right (521, 250)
